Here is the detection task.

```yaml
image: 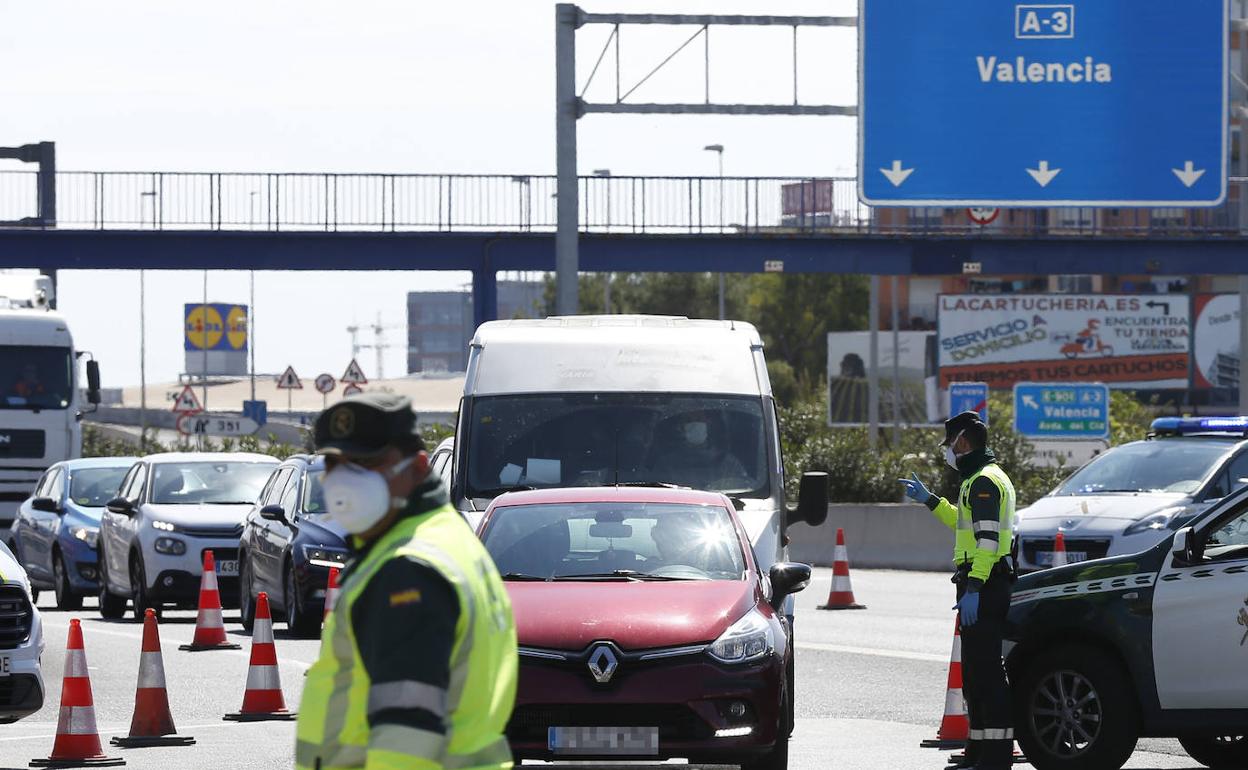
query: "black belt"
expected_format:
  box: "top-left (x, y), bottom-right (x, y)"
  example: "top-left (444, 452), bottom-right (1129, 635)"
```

top-left (953, 557), bottom-right (1017, 584)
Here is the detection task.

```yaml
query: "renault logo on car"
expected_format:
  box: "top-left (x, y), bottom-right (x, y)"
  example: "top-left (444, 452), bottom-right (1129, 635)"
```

top-left (587, 644), bottom-right (619, 684)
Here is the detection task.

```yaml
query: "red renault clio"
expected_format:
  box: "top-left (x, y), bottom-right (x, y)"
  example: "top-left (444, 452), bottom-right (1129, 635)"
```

top-left (477, 486), bottom-right (811, 770)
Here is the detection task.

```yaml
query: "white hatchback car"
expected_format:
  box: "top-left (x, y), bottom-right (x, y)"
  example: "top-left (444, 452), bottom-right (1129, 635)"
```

top-left (0, 540), bottom-right (44, 723)
top-left (99, 452), bottom-right (278, 620)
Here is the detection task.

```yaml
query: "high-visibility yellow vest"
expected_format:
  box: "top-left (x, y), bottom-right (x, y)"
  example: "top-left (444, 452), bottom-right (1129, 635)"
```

top-left (296, 503), bottom-right (517, 770)
top-left (931, 463), bottom-right (1016, 582)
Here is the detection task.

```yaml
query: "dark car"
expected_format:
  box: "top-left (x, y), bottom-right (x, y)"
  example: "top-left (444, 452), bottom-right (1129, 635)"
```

top-left (239, 455), bottom-right (348, 637)
top-left (477, 486), bottom-right (810, 770)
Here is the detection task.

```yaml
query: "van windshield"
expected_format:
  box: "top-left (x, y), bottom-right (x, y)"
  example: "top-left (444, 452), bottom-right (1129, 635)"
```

top-left (0, 346), bottom-right (73, 410)
top-left (464, 393), bottom-right (770, 499)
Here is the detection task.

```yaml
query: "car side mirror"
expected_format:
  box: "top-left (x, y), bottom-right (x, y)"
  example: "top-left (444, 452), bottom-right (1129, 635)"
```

top-left (788, 472), bottom-right (829, 527)
top-left (85, 360), bottom-right (101, 405)
top-left (260, 504), bottom-right (286, 522)
top-left (105, 497), bottom-right (134, 516)
top-left (1171, 527), bottom-right (1194, 566)
top-left (769, 562), bottom-right (812, 608)
top-left (31, 497), bottom-right (61, 514)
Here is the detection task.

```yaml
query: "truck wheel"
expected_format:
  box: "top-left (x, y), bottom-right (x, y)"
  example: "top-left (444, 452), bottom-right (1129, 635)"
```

top-left (1179, 735), bottom-right (1248, 768)
top-left (1014, 645), bottom-right (1139, 770)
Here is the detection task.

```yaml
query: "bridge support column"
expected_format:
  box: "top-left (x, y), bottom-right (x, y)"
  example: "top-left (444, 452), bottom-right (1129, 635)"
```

top-left (472, 267), bottom-right (498, 332)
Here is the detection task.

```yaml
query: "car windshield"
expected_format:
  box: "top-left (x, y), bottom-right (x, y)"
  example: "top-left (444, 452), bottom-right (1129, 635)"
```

top-left (464, 393), bottom-right (770, 499)
top-left (481, 501), bottom-right (747, 581)
top-left (149, 462), bottom-right (274, 505)
top-left (69, 467), bottom-right (130, 507)
top-left (1053, 440), bottom-right (1232, 496)
top-left (302, 470), bottom-right (326, 515)
top-left (0, 346), bottom-right (73, 410)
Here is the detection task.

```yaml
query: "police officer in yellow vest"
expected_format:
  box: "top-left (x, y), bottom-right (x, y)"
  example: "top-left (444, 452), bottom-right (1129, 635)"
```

top-left (899, 411), bottom-right (1016, 770)
top-left (296, 393), bottom-right (517, 770)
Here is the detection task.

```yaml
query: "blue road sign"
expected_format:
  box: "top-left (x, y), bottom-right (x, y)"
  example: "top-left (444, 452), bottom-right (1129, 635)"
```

top-left (1014, 383), bottom-right (1109, 439)
top-left (949, 382), bottom-right (990, 425)
top-left (859, 0), bottom-right (1228, 206)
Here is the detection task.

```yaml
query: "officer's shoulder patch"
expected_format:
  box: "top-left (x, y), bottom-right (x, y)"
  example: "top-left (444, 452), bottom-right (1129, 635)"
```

top-left (389, 588), bottom-right (423, 607)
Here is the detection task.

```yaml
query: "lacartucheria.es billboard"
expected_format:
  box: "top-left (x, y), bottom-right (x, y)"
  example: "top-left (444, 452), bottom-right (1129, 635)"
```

top-left (938, 294), bottom-right (1189, 390)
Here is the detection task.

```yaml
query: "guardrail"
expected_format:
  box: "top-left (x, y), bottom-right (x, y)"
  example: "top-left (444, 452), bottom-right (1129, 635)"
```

top-left (1, 170), bottom-right (1246, 237)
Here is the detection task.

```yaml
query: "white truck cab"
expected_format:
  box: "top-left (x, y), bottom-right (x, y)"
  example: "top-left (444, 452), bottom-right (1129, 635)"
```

top-left (0, 273), bottom-right (101, 530)
top-left (452, 316), bottom-right (829, 612)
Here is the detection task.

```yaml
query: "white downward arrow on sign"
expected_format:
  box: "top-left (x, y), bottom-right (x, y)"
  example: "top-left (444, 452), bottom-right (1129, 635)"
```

top-left (1026, 161), bottom-right (1061, 187)
top-left (879, 160), bottom-right (914, 187)
top-left (1172, 161), bottom-right (1206, 188)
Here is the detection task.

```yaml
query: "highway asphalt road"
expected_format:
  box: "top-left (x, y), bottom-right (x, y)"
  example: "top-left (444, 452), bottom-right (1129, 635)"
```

top-left (0, 569), bottom-right (1202, 770)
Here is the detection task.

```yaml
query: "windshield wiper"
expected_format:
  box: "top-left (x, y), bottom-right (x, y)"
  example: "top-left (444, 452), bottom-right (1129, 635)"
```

top-left (472, 485), bottom-right (536, 497)
top-left (501, 572), bottom-right (549, 582)
top-left (552, 570), bottom-right (693, 582)
top-left (613, 481), bottom-right (686, 489)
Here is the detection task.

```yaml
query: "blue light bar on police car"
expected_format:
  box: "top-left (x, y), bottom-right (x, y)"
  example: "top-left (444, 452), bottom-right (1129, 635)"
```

top-left (1150, 416), bottom-right (1248, 435)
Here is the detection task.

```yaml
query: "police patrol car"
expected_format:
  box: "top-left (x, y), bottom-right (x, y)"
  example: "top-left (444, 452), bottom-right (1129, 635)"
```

top-left (1005, 467), bottom-right (1248, 770)
top-left (1015, 417), bottom-right (1248, 572)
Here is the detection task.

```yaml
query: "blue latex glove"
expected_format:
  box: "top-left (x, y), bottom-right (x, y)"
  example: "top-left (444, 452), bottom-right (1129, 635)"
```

top-left (897, 472), bottom-right (931, 503)
top-left (956, 592), bottom-right (980, 627)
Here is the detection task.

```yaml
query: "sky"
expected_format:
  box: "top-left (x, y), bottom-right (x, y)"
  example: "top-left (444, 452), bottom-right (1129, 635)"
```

top-left (1, 0), bottom-right (860, 387)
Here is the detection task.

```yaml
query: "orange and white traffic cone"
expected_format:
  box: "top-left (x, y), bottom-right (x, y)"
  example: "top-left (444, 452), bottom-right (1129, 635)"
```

top-left (224, 592), bottom-right (295, 721)
top-left (1051, 531), bottom-right (1069, 568)
top-left (112, 609), bottom-right (195, 748)
top-left (323, 567), bottom-right (340, 624)
top-left (920, 615), bottom-right (969, 750)
top-left (30, 619), bottom-right (125, 768)
top-left (179, 551), bottom-right (241, 652)
top-left (817, 528), bottom-right (866, 610)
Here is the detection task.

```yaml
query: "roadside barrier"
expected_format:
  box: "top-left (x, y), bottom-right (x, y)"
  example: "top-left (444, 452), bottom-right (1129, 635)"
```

top-left (817, 528), bottom-right (867, 610)
top-left (224, 592), bottom-right (296, 721)
top-left (31, 619), bottom-right (125, 768)
top-left (112, 609), bottom-right (195, 748)
top-left (920, 615), bottom-right (968, 750)
top-left (179, 551), bottom-right (241, 652)
top-left (1051, 532), bottom-right (1068, 568)
top-left (323, 567), bottom-right (341, 624)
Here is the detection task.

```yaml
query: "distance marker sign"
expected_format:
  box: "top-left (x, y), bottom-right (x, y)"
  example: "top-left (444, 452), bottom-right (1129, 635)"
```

top-left (859, 0), bottom-right (1227, 206)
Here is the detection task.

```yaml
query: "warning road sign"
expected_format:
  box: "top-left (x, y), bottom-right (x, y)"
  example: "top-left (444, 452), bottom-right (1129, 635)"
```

top-left (171, 385), bottom-right (203, 414)
top-left (314, 373), bottom-right (336, 394)
top-left (276, 366), bottom-right (303, 390)
top-left (341, 359), bottom-right (368, 384)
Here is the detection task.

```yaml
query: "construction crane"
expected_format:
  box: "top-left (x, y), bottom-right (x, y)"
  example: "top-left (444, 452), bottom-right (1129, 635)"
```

top-left (346, 313), bottom-right (405, 380)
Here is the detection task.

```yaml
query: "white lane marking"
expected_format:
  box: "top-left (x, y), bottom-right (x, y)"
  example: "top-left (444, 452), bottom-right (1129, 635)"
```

top-left (0, 720), bottom-right (293, 743)
top-left (797, 642), bottom-right (946, 663)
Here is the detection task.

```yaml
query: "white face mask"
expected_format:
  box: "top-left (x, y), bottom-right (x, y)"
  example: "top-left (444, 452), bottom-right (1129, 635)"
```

top-left (683, 421), bottom-right (709, 446)
top-left (943, 430), bottom-right (965, 470)
top-left (321, 456), bottom-right (416, 534)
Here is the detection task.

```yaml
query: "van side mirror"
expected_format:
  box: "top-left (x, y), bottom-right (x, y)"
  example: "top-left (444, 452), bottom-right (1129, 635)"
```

top-left (31, 497), bottom-right (61, 514)
top-left (260, 504), bottom-right (286, 522)
top-left (105, 497), bottom-right (134, 516)
top-left (788, 472), bottom-right (829, 527)
top-left (1171, 527), bottom-right (1194, 566)
top-left (769, 562), bottom-right (812, 608)
top-left (85, 360), bottom-right (101, 405)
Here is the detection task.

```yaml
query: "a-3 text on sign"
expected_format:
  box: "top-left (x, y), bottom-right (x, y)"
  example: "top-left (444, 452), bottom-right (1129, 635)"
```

top-left (938, 294), bottom-right (1189, 390)
top-left (1014, 382), bottom-right (1109, 439)
top-left (859, 0), bottom-right (1227, 206)
top-left (949, 382), bottom-right (989, 424)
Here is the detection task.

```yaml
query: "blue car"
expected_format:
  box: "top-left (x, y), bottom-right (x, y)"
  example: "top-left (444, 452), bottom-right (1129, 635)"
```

top-left (10, 457), bottom-right (136, 610)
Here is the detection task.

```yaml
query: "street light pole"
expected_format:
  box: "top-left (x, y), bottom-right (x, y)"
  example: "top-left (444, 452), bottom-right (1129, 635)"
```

top-left (139, 191), bottom-right (155, 445)
top-left (704, 144), bottom-right (725, 319)
top-left (249, 191), bottom-right (257, 404)
top-left (593, 170), bottom-right (612, 312)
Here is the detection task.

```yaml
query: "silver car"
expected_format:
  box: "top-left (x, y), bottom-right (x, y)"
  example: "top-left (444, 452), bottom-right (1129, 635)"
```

top-left (98, 452), bottom-right (278, 620)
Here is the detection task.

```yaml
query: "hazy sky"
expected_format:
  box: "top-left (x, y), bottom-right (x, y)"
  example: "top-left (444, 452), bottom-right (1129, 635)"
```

top-left (2, 0), bottom-right (859, 386)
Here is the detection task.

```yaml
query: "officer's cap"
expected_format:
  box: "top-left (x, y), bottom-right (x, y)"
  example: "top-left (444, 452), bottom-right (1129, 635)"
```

top-left (314, 392), bottom-right (425, 460)
top-left (942, 410), bottom-right (987, 447)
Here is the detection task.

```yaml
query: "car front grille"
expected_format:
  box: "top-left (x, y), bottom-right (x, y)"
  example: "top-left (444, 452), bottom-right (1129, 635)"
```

top-left (180, 524), bottom-right (244, 539)
top-left (508, 704), bottom-right (709, 742)
top-left (0, 674), bottom-right (38, 707)
top-left (0, 430), bottom-right (45, 459)
top-left (1022, 537), bottom-right (1112, 564)
top-left (0, 586), bottom-right (33, 649)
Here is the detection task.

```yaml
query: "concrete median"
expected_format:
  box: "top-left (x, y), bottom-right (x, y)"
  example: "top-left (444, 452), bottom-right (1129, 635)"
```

top-left (789, 504), bottom-right (953, 571)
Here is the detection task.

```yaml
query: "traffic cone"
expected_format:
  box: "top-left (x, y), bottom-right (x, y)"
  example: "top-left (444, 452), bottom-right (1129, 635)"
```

top-left (323, 567), bottom-right (340, 624)
top-left (817, 528), bottom-right (867, 610)
top-left (1051, 532), bottom-right (1069, 568)
top-left (179, 551), bottom-right (241, 651)
top-left (224, 592), bottom-right (296, 721)
top-left (111, 610), bottom-right (195, 748)
top-left (921, 616), bottom-right (968, 749)
top-left (30, 619), bottom-right (125, 768)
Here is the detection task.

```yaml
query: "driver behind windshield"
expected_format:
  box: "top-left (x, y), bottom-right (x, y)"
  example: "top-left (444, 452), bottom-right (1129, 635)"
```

top-left (652, 410), bottom-right (749, 490)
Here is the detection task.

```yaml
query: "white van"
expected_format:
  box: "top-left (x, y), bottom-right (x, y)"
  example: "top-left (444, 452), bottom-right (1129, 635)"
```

top-left (452, 316), bottom-right (829, 611)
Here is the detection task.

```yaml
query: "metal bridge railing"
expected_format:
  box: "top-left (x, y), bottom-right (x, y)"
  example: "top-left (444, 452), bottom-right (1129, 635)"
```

top-left (0, 170), bottom-right (1245, 237)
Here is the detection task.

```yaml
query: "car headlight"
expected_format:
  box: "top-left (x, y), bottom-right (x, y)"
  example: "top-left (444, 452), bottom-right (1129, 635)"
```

top-left (154, 537), bottom-right (187, 556)
top-left (708, 608), bottom-right (774, 665)
top-left (302, 545), bottom-right (348, 569)
top-left (152, 520), bottom-right (176, 532)
top-left (70, 526), bottom-right (99, 549)
top-left (1123, 507), bottom-right (1184, 537)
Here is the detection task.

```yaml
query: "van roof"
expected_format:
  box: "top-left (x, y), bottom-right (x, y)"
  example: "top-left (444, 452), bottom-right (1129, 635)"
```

top-left (467, 315), bottom-right (769, 396)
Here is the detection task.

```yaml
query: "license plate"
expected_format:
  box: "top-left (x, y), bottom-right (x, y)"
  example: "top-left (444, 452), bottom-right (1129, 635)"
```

top-left (548, 726), bottom-right (659, 756)
top-left (0, 655), bottom-right (10, 677)
top-left (215, 559), bottom-right (239, 577)
top-left (1039, 550), bottom-right (1087, 565)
